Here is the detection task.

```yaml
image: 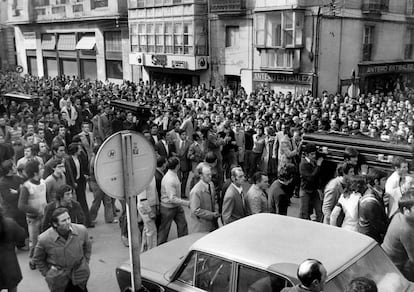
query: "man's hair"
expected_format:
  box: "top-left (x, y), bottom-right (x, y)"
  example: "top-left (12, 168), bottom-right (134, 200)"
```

top-left (156, 156), bottom-right (166, 168)
top-left (51, 207), bottom-right (69, 226)
top-left (67, 143), bottom-right (79, 155)
top-left (166, 156), bottom-right (180, 170)
top-left (345, 277), bottom-right (377, 292)
top-left (365, 168), bottom-right (387, 186)
top-left (337, 162), bottom-right (355, 176)
top-left (344, 147), bottom-right (359, 160)
top-left (50, 158), bottom-right (64, 170)
top-left (24, 160), bottom-right (41, 179)
top-left (230, 166), bottom-right (243, 179)
top-left (392, 156), bottom-right (407, 169)
top-left (399, 189), bottom-right (414, 213)
top-left (278, 163), bottom-right (295, 181)
top-left (55, 184), bottom-right (72, 201)
top-left (252, 171), bottom-right (266, 184)
top-left (52, 142), bottom-right (65, 153)
top-left (297, 259), bottom-right (324, 288)
top-left (205, 152), bottom-right (217, 164)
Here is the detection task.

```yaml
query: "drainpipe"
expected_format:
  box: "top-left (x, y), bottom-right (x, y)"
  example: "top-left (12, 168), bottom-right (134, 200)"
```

top-left (313, 6), bottom-right (321, 98)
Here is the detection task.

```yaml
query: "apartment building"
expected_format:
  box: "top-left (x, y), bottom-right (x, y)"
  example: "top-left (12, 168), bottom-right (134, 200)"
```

top-left (7, 0), bottom-right (129, 82)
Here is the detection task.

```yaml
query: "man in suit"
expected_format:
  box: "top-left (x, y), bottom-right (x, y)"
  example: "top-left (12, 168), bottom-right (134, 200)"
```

top-left (155, 156), bottom-right (166, 202)
top-left (234, 121), bottom-right (245, 169)
top-left (188, 133), bottom-right (204, 172)
top-left (97, 104), bottom-right (112, 143)
top-left (73, 122), bottom-right (94, 162)
top-left (189, 164), bottom-right (220, 233)
top-left (222, 166), bottom-right (247, 225)
top-left (64, 143), bottom-right (92, 227)
top-left (148, 123), bottom-right (159, 146)
top-left (60, 98), bottom-right (78, 138)
top-left (176, 129), bottom-right (191, 198)
top-left (155, 130), bottom-right (176, 160)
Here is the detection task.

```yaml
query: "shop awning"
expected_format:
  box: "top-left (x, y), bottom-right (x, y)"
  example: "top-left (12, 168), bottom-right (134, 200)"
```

top-left (75, 36), bottom-right (96, 50)
top-left (57, 34), bottom-right (76, 51)
top-left (41, 34), bottom-right (56, 50)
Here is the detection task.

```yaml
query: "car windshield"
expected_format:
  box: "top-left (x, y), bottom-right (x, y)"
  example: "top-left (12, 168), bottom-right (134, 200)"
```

top-left (325, 246), bottom-right (412, 292)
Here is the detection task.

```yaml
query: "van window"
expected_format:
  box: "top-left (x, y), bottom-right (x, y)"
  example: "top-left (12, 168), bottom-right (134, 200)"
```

top-left (237, 264), bottom-right (292, 292)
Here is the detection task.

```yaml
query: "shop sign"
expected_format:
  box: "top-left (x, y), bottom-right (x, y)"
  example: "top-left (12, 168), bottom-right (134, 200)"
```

top-left (210, 0), bottom-right (242, 12)
top-left (172, 60), bottom-right (187, 69)
top-left (359, 62), bottom-right (414, 75)
top-left (253, 72), bottom-right (312, 84)
top-left (151, 55), bottom-right (167, 67)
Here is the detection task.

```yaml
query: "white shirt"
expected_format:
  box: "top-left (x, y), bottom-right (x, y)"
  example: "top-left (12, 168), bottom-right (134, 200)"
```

top-left (385, 171), bottom-right (414, 218)
top-left (338, 192), bottom-right (361, 232)
top-left (72, 155), bottom-right (80, 180)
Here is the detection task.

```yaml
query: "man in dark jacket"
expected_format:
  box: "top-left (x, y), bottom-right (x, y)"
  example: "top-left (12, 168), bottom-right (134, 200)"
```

top-left (299, 143), bottom-right (323, 221)
top-left (269, 163), bottom-right (295, 215)
top-left (357, 169), bottom-right (388, 243)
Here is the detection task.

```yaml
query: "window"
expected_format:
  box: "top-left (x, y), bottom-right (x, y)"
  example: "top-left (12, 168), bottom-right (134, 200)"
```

top-left (44, 58), bottom-right (58, 78)
top-left (408, 0), bottom-right (414, 14)
top-left (56, 0), bottom-right (67, 4)
top-left (177, 252), bottom-right (232, 292)
top-left (81, 59), bottom-right (97, 80)
top-left (91, 0), bottom-right (108, 8)
top-left (52, 6), bottom-right (65, 14)
top-left (155, 23), bottom-right (164, 53)
top-left (33, 0), bottom-right (49, 6)
top-left (195, 20), bottom-right (207, 55)
top-left (225, 26), bottom-right (239, 48)
top-left (261, 49), bottom-right (294, 69)
top-left (73, 4), bottom-right (83, 12)
top-left (105, 31), bottom-right (122, 52)
top-left (130, 23), bottom-right (139, 52)
top-left (174, 23), bottom-right (183, 54)
top-left (147, 23), bottom-right (155, 53)
top-left (138, 24), bottom-right (147, 52)
top-left (28, 56), bottom-right (38, 76)
top-left (106, 60), bottom-right (123, 79)
top-left (362, 25), bottom-right (374, 61)
top-left (183, 22), bottom-right (193, 54)
top-left (256, 11), bottom-right (304, 48)
top-left (60, 59), bottom-right (78, 77)
top-left (237, 265), bottom-right (292, 292)
top-left (405, 28), bottom-right (414, 59)
top-left (165, 22), bottom-right (173, 53)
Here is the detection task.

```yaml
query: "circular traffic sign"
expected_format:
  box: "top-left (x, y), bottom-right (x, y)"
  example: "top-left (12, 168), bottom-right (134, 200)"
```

top-left (94, 131), bottom-right (156, 200)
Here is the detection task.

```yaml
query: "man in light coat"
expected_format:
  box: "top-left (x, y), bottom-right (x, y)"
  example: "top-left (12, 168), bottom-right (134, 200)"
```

top-left (222, 166), bottom-right (247, 225)
top-left (189, 164), bottom-right (220, 233)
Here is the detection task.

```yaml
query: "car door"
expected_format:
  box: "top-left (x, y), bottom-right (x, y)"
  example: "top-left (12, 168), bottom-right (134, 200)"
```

top-left (235, 264), bottom-right (293, 292)
top-left (167, 251), bottom-right (233, 292)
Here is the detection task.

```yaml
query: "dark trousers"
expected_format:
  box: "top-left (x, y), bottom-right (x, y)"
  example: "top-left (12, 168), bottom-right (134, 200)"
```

top-left (89, 180), bottom-right (114, 223)
top-left (248, 152), bottom-right (262, 178)
top-left (65, 280), bottom-right (88, 292)
top-left (299, 189), bottom-right (322, 221)
top-left (157, 205), bottom-right (188, 245)
top-left (76, 177), bottom-right (91, 226)
top-left (179, 170), bottom-right (190, 198)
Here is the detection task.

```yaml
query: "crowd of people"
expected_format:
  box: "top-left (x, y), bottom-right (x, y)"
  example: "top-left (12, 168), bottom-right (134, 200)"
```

top-left (0, 70), bottom-right (413, 291)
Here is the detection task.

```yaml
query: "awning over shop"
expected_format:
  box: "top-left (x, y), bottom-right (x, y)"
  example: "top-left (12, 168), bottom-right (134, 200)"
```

top-left (57, 34), bottom-right (76, 51)
top-left (41, 34), bottom-right (56, 50)
top-left (75, 36), bottom-right (96, 50)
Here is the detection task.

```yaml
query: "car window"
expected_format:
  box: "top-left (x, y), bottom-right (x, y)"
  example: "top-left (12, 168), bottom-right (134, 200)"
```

top-left (237, 265), bottom-right (292, 292)
top-left (325, 246), bottom-right (411, 292)
top-left (177, 251), bottom-right (232, 292)
top-left (177, 252), bottom-right (196, 285)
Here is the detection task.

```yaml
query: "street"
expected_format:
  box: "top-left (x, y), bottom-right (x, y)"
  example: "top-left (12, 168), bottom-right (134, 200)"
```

top-left (17, 188), bottom-right (300, 292)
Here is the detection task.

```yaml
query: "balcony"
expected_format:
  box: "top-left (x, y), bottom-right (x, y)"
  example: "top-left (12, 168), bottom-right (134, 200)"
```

top-left (7, 0), bottom-right (127, 24)
top-left (209, 0), bottom-right (246, 16)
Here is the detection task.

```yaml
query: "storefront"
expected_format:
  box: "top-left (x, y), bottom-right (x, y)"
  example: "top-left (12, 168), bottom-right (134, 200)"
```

top-left (358, 61), bottom-right (414, 93)
top-left (252, 71), bottom-right (313, 96)
top-left (129, 52), bottom-right (209, 86)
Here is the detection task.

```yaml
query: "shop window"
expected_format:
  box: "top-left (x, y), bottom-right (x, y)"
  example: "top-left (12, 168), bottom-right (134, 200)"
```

top-left (106, 60), bottom-right (123, 79)
top-left (405, 28), bottom-right (414, 60)
top-left (256, 11), bottom-right (304, 48)
top-left (237, 265), bottom-right (292, 292)
top-left (105, 31), bottom-right (122, 52)
top-left (362, 25), bottom-right (374, 61)
top-left (28, 56), bottom-right (38, 76)
top-left (225, 26), bottom-right (239, 48)
top-left (60, 59), bottom-right (78, 78)
top-left (44, 58), bottom-right (58, 78)
top-left (81, 59), bottom-right (97, 80)
top-left (91, 0), bottom-right (108, 8)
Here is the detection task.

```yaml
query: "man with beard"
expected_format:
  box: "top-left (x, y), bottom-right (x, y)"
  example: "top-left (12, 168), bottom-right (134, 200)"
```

top-left (34, 208), bottom-right (91, 292)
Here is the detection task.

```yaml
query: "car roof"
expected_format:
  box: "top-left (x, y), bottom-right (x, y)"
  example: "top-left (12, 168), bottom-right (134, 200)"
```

top-left (191, 214), bottom-right (377, 280)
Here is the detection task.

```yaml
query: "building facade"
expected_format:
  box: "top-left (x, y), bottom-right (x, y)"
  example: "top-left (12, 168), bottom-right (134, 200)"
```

top-left (7, 0), bottom-right (129, 82)
top-left (0, 0), bottom-right (17, 71)
top-left (210, 0), bottom-right (414, 96)
top-left (128, 0), bottom-right (209, 85)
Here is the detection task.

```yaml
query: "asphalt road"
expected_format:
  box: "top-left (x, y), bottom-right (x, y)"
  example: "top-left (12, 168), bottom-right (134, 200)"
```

top-left (17, 185), bottom-right (301, 292)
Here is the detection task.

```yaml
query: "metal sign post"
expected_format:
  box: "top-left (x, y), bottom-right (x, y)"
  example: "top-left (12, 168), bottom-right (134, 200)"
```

top-left (95, 130), bottom-right (156, 292)
top-left (121, 133), bottom-right (142, 291)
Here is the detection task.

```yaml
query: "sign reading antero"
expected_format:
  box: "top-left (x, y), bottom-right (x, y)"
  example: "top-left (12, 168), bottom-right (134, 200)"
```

top-left (359, 61), bottom-right (414, 75)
